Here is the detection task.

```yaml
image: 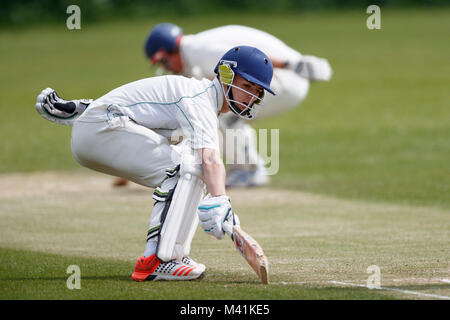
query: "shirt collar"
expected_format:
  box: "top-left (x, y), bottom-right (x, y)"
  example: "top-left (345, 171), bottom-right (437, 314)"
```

top-left (212, 77), bottom-right (224, 115)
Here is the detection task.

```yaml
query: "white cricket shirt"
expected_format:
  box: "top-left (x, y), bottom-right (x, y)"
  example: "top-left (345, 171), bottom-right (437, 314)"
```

top-left (77, 75), bottom-right (223, 151)
top-left (180, 25), bottom-right (302, 79)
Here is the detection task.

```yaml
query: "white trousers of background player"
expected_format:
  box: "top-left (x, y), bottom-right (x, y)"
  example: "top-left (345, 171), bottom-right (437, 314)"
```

top-left (219, 69), bottom-right (309, 170)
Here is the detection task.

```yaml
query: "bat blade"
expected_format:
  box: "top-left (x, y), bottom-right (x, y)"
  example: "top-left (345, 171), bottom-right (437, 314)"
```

top-left (231, 225), bottom-right (269, 284)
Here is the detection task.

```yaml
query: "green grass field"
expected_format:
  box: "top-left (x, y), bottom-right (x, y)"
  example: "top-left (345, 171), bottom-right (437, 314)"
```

top-left (2, 172), bottom-right (448, 300)
top-left (0, 8), bottom-right (449, 300)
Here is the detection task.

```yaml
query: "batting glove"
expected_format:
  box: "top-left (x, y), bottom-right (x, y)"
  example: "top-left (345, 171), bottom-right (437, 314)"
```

top-left (197, 196), bottom-right (240, 240)
top-left (289, 55), bottom-right (332, 82)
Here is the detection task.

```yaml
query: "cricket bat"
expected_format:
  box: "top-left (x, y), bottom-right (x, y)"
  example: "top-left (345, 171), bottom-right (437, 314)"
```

top-left (230, 225), bottom-right (269, 284)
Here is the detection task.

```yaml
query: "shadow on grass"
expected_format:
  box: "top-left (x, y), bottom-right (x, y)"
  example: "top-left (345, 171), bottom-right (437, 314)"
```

top-left (0, 275), bottom-right (131, 281)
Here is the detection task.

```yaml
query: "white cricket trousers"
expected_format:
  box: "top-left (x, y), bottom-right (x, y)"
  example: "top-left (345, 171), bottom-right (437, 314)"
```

top-left (71, 115), bottom-right (180, 188)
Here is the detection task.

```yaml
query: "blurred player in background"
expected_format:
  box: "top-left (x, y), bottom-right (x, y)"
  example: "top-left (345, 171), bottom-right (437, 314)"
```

top-left (36, 23), bottom-right (332, 188)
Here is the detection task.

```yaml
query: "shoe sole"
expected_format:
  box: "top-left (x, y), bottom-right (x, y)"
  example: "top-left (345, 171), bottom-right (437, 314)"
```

top-left (132, 271), bottom-right (206, 282)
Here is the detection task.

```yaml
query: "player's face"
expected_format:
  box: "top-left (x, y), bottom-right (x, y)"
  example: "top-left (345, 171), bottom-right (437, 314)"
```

top-left (231, 75), bottom-right (264, 111)
top-left (151, 50), bottom-right (183, 73)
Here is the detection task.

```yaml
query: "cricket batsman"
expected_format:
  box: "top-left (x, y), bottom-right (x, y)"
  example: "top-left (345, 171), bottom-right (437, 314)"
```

top-left (36, 23), bottom-right (332, 188)
top-left (39, 46), bottom-right (275, 281)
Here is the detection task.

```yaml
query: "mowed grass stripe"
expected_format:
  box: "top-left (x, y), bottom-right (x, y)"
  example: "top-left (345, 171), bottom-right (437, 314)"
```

top-left (0, 172), bottom-right (448, 299)
top-left (0, 247), bottom-right (396, 300)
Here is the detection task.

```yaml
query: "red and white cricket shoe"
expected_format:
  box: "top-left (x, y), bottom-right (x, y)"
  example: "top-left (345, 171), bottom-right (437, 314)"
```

top-left (132, 254), bottom-right (206, 281)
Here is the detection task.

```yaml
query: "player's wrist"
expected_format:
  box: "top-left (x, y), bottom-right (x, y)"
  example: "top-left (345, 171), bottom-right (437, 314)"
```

top-left (210, 193), bottom-right (228, 198)
top-left (284, 58), bottom-right (302, 72)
